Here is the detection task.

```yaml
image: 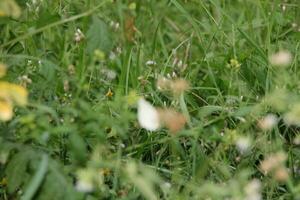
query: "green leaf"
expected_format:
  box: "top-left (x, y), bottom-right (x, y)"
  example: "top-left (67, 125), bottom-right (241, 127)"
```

top-left (5, 150), bottom-right (33, 193)
top-left (21, 154), bottom-right (49, 200)
top-left (198, 106), bottom-right (225, 118)
top-left (35, 160), bottom-right (83, 200)
top-left (39, 60), bottom-right (58, 82)
top-left (69, 133), bottom-right (87, 163)
top-left (86, 16), bottom-right (112, 54)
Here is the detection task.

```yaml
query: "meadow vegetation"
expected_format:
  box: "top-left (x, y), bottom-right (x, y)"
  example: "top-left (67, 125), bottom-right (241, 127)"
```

top-left (0, 0), bottom-right (300, 199)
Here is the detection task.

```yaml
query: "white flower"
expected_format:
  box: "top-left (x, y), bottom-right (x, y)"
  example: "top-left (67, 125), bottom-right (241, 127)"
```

top-left (137, 98), bottom-right (160, 131)
top-left (245, 179), bottom-right (262, 200)
top-left (75, 179), bottom-right (93, 193)
top-left (74, 28), bottom-right (85, 42)
top-left (145, 60), bottom-right (156, 66)
top-left (75, 169), bottom-right (95, 193)
top-left (109, 52), bottom-right (117, 60)
top-left (269, 50), bottom-right (292, 67)
top-left (258, 114), bottom-right (278, 130)
top-left (236, 137), bottom-right (251, 154)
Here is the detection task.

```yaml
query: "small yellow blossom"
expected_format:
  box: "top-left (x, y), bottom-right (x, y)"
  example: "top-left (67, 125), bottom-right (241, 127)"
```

top-left (227, 58), bottom-right (241, 70)
top-left (105, 88), bottom-right (113, 97)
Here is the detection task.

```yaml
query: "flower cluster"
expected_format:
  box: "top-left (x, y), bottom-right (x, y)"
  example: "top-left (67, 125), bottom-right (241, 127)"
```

top-left (260, 152), bottom-right (289, 182)
top-left (137, 98), bottom-right (186, 133)
top-left (156, 77), bottom-right (189, 96)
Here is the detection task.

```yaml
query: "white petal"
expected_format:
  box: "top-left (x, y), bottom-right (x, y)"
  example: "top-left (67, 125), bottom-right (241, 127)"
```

top-left (145, 60), bottom-right (156, 66)
top-left (75, 180), bottom-right (93, 192)
top-left (138, 98), bottom-right (160, 131)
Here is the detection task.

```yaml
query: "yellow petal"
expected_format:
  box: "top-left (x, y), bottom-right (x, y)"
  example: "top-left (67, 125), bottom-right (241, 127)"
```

top-left (0, 82), bottom-right (11, 100)
top-left (0, 0), bottom-right (21, 19)
top-left (105, 88), bottom-right (113, 97)
top-left (9, 84), bottom-right (28, 106)
top-left (0, 82), bottom-right (28, 106)
top-left (0, 101), bottom-right (13, 121)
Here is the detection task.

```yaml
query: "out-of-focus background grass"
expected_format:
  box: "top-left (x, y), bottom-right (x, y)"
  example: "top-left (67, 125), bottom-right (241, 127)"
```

top-left (0, 0), bottom-right (300, 199)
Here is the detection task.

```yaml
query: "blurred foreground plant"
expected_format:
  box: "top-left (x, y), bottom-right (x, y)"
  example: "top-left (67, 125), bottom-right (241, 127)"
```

top-left (0, 63), bottom-right (28, 121)
top-left (0, 0), bottom-right (21, 18)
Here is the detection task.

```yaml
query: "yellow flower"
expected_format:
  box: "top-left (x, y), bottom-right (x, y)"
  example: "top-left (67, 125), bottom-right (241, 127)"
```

top-left (0, 101), bottom-right (13, 121)
top-left (105, 88), bottom-right (113, 97)
top-left (227, 58), bottom-right (241, 70)
top-left (0, 80), bottom-right (28, 121)
top-left (9, 84), bottom-right (28, 106)
top-left (0, 82), bottom-right (28, 106)
top-left (0, 0), bottom-right (21, 18)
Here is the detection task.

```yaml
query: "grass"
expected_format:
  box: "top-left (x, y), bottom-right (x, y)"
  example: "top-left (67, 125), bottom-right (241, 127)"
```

top-left (0, 0), bottom-right (300, 199)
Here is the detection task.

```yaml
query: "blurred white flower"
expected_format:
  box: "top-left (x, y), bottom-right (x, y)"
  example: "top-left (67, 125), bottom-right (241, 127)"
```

top-left (284, 104), bottom-right (300, 126)
top-left (137, 98), bottom-right (160, 131)
top-left (109, 21), bottom-right (120, 30)
top-left (75, 169), bottom-right (94, 193)
top-left (145, 60), bottom-right (157, 66)
top-left (292, 23), bottom-right (297, 28)
top-left (74, 28), bottom-right (85, 42)
top-left (171, 71), bottom-right (177, 78)
top-left (76, 179), bottom-right (93, 193)
top-left (109, 52), bottom-right (117, 60)
top-left (157, 108), bottom-right (186, 133)
top-left (162, 182), bottom-right (172, 189)
top-left (236, 137), bottom-right (251, 154)
top-left (258, 114), bottom-right (278, 130)
top-left (245, 179), bottom-right (262, 200)
top-left (269, 50), bottom-right (292, 67)
top-left (100, 68), bottom-right (117, 81)
top-left (294, 135), bottom-right (300, 145)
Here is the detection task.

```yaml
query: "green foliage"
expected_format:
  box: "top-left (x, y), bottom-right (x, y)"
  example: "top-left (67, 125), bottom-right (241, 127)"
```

top-left (0, 0), bottom-right (300, 200)
top-left (86, 16), bottom-right (113, 55)
top-left (5, 150), bottom-right (33, 193)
